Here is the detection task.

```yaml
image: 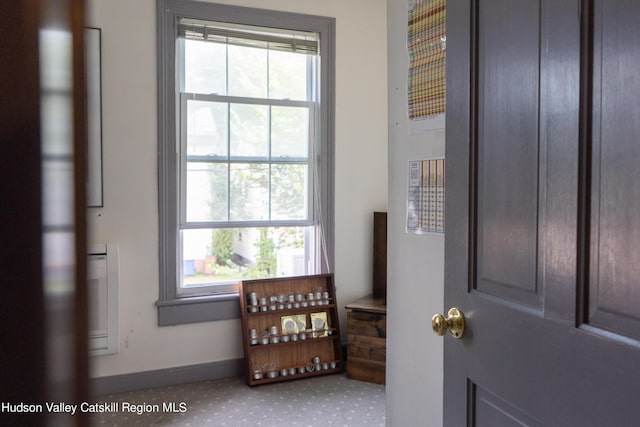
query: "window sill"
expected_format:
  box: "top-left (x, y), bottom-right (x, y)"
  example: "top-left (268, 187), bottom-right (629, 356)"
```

top-left (156, 293), bottom-right (241, 326)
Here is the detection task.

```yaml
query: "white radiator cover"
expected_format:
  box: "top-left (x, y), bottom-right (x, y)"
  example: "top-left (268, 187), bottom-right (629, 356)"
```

top-left (87, 243), bottom-right (119, 356)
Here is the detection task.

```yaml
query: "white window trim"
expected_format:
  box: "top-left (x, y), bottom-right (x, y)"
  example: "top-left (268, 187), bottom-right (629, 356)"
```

top-left (156, 0), bottom-right (335, 326)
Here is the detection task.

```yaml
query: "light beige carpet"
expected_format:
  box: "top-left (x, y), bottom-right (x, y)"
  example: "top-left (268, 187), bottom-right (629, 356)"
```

top-left (91, 373), bottom-right (385, 426)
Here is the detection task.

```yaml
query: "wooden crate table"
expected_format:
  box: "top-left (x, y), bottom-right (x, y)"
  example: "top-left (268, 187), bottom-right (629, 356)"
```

top-left (345, 296), bottom-right (386, 385)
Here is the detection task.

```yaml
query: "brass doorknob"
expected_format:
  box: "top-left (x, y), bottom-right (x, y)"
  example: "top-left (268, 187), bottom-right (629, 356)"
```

top-left (432, 308), bottom-right (465, 339)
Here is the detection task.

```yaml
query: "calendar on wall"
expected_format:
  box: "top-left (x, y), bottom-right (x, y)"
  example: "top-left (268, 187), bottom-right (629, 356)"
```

top-left (406, 159), bottom-right (445, 234)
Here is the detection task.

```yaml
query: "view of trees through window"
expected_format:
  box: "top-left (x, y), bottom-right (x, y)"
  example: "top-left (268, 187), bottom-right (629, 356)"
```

top-left (182, 226), bottom-right (310, 286)
top-left (179, 26), bottom-right (317, 288)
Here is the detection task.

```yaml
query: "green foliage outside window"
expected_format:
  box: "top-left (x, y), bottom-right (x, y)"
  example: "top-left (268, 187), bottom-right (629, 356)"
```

top-left (211, 228), bottom-right (234, 265)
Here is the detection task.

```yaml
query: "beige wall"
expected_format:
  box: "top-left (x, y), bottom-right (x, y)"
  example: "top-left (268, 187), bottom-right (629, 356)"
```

top-left (86, 0), bottom-right (388, 379)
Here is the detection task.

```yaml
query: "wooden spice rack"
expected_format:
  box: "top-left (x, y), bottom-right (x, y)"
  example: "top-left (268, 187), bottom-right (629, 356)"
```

top-left (239, 274), bottom-right (343, 386)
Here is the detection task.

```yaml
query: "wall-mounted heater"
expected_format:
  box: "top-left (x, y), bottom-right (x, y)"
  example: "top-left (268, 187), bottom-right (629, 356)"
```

top-left (87, 243), bottom-right (119, 356)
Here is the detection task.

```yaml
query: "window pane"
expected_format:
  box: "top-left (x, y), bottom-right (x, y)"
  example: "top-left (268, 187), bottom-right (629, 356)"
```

top-left (269, 50), bottom-right (309, 100)
top-left (182, 227), bottom-right (311, 287)
top-left (42, 94), bottom-right (73, 156)
top-left (230, 103), bottom-right (268, 157)
top-left (186, 162), bottom-right (228, 222)
top-left (186, 100), bottom-right (228, 157)
top-left (230, 163), bottom-right (269, 220)
top-left (182, 228), bottom-right (235, 287)
top-left (271, 106), bottom-right (309, 158)
top-left (184, 39), bottom-right (226, 95)
top-left (42, 160), bottom-right (74, 228)
top-left (228, 45), bottom-right (267, 98)
top-left (271, 164), bottom-right (308, 220)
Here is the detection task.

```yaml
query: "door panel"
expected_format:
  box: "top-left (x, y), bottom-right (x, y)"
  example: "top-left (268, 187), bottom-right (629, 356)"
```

top-left (471, 382), bottom-right (542, 427)
top-left (589, 0), bottom-right (640, 341)
top-left (445, 0), bottom-right (640, 425)
top-left (476, 0), bottom-right (542, 308)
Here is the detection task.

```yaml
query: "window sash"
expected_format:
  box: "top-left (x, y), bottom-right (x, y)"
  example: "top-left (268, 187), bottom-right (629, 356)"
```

top-left (181, 93), bottom-right (313, 108)
top-left (179, 94), bottom-right (314, 163)
top-left (178, 93), bottom-right (315, 228)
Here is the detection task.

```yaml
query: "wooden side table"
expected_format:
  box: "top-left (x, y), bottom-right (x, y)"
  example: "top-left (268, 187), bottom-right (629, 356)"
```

top-left (345, 296), bottom-right (386, 385)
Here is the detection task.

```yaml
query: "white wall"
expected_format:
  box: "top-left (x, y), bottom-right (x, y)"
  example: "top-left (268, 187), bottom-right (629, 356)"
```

top-left (86, 0), bottom-right (387, 379)
top-left (386, 0), bottom-right (444, 425)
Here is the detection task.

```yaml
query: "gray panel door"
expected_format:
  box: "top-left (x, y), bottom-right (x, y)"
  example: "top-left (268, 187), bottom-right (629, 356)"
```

top-left (444, 0), bottom-right (640, 425)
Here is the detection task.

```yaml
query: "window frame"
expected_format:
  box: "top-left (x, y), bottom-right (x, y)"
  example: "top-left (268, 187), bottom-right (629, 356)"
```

top-left (157, 0), bottom-right (335, 326)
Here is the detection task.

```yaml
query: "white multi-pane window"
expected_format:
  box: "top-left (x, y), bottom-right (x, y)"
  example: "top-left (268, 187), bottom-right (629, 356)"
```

top-left (158, 1), bottom-right (335, 324)
top-left (179, 19), bottom-right (318, 292)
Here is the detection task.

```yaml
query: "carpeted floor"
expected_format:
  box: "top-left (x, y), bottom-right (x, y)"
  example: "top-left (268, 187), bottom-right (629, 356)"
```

top-left (90, 373), bottom-right (385, 426)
